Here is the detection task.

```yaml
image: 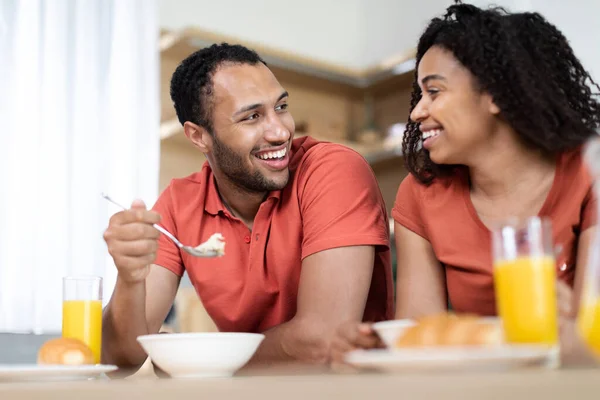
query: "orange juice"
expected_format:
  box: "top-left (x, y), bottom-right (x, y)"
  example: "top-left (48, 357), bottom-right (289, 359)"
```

top-left (494, 256), bottom-right (558, 345)
top-left (62, 300), bottom-right (102, 363)
top-left (578, 298), bottom-right (600, 356)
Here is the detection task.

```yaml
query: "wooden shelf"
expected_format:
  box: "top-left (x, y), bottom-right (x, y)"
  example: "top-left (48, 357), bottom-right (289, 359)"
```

top-left (160, 27), bottom-right (416, 88)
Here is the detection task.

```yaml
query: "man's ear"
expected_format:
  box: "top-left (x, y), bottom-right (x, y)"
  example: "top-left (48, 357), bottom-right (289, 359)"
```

top-left (183, 121), bottom-right (212, 154)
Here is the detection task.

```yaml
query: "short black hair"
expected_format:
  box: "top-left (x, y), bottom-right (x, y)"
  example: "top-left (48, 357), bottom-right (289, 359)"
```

top-left (170, 43), bottom-right (267, 134)
top-left (403, 1), bottom-right (600, 184)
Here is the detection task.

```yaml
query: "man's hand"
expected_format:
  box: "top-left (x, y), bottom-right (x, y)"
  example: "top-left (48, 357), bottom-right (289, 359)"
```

top-left (103, 200), bottom-right (162, 284)
top-left (330, 322), bottom-right (384, 364)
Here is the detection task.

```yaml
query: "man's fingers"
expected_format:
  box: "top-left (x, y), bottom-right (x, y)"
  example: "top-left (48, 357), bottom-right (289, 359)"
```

top-left (131, 199), bottom-right (147, 209)
top-left (108, 239), bottom-right (158, 258)
top-left (111, 254), bottom-right (157, 271)
top-left (109, 208), bottom-right (161, 226)
top-left (337, 322), bottom-right (380, 349)
top-left (104, 223), bottom-right (161, 242)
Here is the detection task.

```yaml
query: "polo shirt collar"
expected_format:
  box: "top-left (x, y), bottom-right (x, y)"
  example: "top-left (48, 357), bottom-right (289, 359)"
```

top-left (204, 172), bottom-right (282, 216)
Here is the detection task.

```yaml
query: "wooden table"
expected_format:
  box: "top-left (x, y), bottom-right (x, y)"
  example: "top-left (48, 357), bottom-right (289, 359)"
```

top-left (2, 363), bottom-right (599, 400)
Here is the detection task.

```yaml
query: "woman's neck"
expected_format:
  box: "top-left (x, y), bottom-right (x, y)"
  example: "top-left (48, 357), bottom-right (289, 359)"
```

top-left (467, 133), bottom-right (555, 200)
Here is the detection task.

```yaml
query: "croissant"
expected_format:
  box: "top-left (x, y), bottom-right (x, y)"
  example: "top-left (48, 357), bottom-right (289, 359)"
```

top-left (395, 313), bottom-right (502, 348)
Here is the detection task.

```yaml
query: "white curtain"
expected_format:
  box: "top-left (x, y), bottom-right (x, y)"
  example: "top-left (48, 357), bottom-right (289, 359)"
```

top-left (0, 0), bottom-right (160, 333)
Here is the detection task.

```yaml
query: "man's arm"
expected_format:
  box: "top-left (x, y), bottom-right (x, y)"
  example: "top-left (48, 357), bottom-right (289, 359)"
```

top-left (248, 144), bottom-right (391, 365)
top-left (102, 265), bottom-right (180, 373)
top-left (249, 245), bottom-right (375, 364)
top-left (101, 197), bottom-right (184, 375)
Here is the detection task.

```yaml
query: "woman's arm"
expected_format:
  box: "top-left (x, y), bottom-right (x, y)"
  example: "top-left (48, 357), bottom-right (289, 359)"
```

top-left (573, 227), bottom-right (598, 313)
top-left (394, 222), bottom-right (447, 319)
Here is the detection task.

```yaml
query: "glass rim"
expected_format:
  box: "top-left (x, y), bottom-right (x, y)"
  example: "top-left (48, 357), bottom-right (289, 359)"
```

top-left (489, 215), bottom-right (551, 231)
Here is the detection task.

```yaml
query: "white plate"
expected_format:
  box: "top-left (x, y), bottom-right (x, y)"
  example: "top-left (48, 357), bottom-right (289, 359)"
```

top-left (345, 344), bottom-right (553, 373)
top-left (371, 319), bottom-right (416, 348)
top-left (0, 364), bottom-right (118, 382)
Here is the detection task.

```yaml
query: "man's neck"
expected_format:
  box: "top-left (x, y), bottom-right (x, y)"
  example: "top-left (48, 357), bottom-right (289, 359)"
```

top-left (213, 176), bottom-right (266, 230)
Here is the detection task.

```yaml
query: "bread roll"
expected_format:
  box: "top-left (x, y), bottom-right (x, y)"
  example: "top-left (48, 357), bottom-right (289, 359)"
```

top-left (396, 313), bottom-right (455, 347)
top-left (395, 313), bottom-right (502, 348)
top-left (37, 337), bottom-right (95, 365)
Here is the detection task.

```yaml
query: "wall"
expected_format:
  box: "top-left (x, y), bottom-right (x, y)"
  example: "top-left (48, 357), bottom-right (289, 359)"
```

top-left (363, 0), bottom-right (600, 78)
top-left (469, 0), bottom-right (600, 80)
top-left (0, 333), bottom-right (58, 364)
top-left (160, 0), bottom-right (600, 78)
top-left (159, 138), bottom-right (206, 191)
top-left (526, 0), bottom-right (600, 81)
top-left (159, 0), bottom-right (364, 69)
top-left (360, 0), bottom-right (451, 67)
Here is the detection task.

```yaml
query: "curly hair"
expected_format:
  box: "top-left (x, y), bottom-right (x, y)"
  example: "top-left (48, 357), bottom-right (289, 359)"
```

top-left (170, 43), bottom-right (267, 134)
top-left (403, 1), bottom-right (600, 184)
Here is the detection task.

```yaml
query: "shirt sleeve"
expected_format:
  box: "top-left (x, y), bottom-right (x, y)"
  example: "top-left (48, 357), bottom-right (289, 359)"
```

top-left (152, 184), bottom-right (184, 277)
top-left (298, 145), bottom-right (390, 260)
top-left (391, 173), bottom-right (427, 239)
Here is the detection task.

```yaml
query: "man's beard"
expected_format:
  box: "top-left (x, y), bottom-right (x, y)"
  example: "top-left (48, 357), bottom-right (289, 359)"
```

top-left (211, 135), bottom-right (289, 193)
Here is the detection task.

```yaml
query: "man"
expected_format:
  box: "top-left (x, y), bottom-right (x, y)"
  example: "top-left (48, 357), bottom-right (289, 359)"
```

top-left (101, 43), bottom-right (393, 371)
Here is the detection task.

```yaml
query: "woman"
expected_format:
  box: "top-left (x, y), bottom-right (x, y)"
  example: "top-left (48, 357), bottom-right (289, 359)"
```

top-left (331, 2), bottom-right (599, 360)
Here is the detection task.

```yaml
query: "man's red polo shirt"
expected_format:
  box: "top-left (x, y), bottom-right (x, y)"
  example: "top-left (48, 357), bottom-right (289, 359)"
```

top-left (152, 136), bottom-right (394, 332)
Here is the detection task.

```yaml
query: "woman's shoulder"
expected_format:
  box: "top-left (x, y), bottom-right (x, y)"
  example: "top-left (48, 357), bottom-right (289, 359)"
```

top-left (393, 169), bottom-right (470, 240)
top-left (558, 146), bottom-right (594, 184)
top-left (398, 169), bottom-right (467, 200)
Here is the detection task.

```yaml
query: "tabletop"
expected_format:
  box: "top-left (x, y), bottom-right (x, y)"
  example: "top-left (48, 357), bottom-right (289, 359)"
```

top-left (2, 362), bottom-right (599, 400)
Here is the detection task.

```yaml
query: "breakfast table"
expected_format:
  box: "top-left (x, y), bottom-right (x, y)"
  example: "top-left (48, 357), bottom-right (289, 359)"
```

top-left (3, 318), bottom-right (599, 399)
top-left (2, 361), bottom-right (599, 400)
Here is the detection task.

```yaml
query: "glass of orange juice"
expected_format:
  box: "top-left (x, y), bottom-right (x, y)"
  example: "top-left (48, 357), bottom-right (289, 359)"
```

top-left (577, 226), bottom-right (600, 358)
top-left (492, 217), bottom-right (559, 366)
top-left (62, 276), bottom-right (103, 364)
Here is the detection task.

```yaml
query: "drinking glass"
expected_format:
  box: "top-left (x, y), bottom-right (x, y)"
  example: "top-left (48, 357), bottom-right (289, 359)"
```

top-left (577, 215), bottom-right (600, 358)
top-left (62, 276), bottom-right (103, 364)
top-left (492, 217), bottom-right (559, 366)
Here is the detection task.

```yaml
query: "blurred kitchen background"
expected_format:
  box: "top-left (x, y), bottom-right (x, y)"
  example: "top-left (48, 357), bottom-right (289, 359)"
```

top-left (1, 0), bottom-right (599, 362)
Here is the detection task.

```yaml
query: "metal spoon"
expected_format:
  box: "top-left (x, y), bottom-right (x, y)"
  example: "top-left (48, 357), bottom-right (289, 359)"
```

top-left (101, 193), bottom-right (223, 258)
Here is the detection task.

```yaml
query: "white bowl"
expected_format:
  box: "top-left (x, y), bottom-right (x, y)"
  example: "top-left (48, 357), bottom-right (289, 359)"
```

top-left (372, 319), bottom-right (416, 348)
top-left (136, 332), bottom-right (265, 379)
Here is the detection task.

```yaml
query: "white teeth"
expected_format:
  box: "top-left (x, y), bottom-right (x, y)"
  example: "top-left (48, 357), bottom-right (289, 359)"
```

top-left (257, 147), bottom-right (287, 160)
top-left (422, 129), bottom-right (442, 140)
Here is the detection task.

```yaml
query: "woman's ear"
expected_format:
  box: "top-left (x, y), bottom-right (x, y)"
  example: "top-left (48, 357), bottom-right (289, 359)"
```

top-left (486, 95), bottom-right (501, 115)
